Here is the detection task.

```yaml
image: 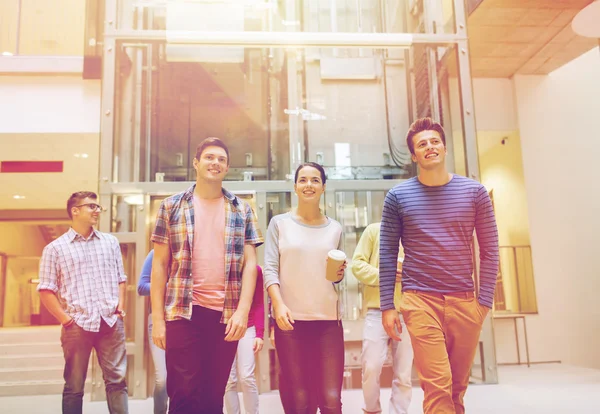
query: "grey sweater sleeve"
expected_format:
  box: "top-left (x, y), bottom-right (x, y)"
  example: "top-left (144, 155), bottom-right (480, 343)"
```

top-left (263, 215), bottom-right (282, 290)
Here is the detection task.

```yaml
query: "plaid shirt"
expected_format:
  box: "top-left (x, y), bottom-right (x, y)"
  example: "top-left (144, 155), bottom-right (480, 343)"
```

top-left (37, 228), bottom-right (127, 332)
top-left (151, 185), bottom-right (263, 323)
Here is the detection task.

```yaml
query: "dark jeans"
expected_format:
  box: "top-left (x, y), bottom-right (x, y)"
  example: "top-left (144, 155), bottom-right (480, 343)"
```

top-left (275, 320), bottom-right (344, 414)
top-left (61, 318), bottom-right (128, 414)
top-left (165, 306), bottom-right (238, 414)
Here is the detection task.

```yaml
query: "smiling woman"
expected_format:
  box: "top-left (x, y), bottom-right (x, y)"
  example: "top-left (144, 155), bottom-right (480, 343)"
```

top-left (264, 162), bottom-right (346, 413)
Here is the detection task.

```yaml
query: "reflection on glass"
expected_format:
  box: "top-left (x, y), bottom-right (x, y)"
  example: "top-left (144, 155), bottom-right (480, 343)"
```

top-left (336, 191), bottom-right (385, 320)
top-left (119, 243), bottom-right (137, 342)
top-left (496, 246), bottom-right (537, 314)
top-left (267, 192), bottom-right (292, 222)
top-left (0, 0), bottom-right (86, 56)
top-left (2, 257), bottom-right (40, 327)
top-left (111, 195), bottom-right (140, 233)
top-left (117, 0), bottom-right (456, 35)
top-left (114, 44), bottom-right (428, 182)
top-left (108, 2), bottom-right (469, 184)
top-left (0, 0), bottom-right (18, 55)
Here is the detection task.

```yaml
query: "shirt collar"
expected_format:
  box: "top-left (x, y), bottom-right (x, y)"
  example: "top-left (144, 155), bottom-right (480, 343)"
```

top-left (67, 227), bottom-right (101, 242)
top-left (183, 184), bottom-right (238, 206)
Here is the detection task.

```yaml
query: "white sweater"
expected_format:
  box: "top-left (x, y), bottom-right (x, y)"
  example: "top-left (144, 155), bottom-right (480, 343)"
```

top-left (264, 213), bottom-right (342, 321)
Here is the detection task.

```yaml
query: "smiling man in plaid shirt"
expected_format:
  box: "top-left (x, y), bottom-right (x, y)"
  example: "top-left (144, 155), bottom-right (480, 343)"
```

top-left (150, 137), bottom-right (263, 414)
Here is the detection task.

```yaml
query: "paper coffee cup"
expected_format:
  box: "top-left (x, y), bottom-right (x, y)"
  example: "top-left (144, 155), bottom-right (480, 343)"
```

top-left (326, 249), bottom-right (346, 282)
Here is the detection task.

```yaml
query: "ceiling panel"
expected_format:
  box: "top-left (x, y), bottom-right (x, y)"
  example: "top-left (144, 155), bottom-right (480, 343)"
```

top-left (487, 42), bottom-right (539, 58)
top-left (467, 0), bottom-right (596, 77)
top-left (549, 9), bottom-right (582, 26)
top-left (516, 8), bottom-right (563, 25)
top-left (469, 7), bottom-right (529, 26)
top-left (551, 24), bottom-right (579, 43)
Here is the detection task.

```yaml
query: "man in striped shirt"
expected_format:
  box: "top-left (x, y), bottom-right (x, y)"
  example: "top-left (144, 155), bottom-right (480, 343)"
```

top-left (379, 118), bottom-right (499, 414)
top-left (151, 137), bottom-right (263, 414)
top-left (38, 191), bottom-right (128, 414)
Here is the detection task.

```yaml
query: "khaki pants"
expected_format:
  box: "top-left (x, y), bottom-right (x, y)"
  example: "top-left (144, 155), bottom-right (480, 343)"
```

top-left (400, 290), bottom-right (489, 414)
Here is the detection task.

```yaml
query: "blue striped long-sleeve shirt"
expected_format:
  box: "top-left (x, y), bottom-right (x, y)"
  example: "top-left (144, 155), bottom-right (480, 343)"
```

top-left (379, 175), bottom-right (499, 309)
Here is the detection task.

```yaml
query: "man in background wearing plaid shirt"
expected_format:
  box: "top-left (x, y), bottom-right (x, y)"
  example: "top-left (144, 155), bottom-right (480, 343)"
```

top-left (38, 191), bottom-right (129, 414)
top-left (151, 137), bottom-right (263, 414)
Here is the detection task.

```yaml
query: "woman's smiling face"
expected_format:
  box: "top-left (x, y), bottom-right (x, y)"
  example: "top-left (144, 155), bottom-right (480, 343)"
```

top-left (294, 166), bottom-right (325, 203)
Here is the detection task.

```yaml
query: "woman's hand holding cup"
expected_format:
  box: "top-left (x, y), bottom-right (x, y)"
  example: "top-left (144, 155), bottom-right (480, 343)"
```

top-left (326, 250), bottom-right (347, 283)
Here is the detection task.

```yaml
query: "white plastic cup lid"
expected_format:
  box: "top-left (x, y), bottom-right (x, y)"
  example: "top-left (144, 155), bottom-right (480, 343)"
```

top-left (328, 249), bottom-right (346, 261)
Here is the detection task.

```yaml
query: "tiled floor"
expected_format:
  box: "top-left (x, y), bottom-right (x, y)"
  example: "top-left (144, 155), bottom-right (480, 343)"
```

top-left (1, 364), bottom-right (599, 413)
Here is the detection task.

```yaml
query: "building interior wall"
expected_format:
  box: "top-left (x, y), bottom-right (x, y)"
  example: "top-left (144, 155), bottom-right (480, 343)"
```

top-left (0, 77), bottom-right (100, 133)
top-left (0, 0), bottom-right (86, 56)
top-left (513, 48), bottom-right (600, 370)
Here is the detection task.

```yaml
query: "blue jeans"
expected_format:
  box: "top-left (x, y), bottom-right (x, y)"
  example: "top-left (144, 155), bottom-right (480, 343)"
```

top-left (148, 316), bottom-right (168, 414)
top-left (61, 318), bottom-right (128, 414)
top-left (275, 320), bottom-right (344, 414)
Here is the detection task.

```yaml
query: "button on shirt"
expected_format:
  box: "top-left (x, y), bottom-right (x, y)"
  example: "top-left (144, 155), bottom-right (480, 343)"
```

top-left (38, 228), bottom-right (127, 332)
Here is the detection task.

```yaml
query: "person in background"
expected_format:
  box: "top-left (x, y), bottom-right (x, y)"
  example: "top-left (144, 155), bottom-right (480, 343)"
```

top-left (38, 191), bottom-right (128, 414)
top-left (224, 265), bottom-right (265, 414)
top-left (264, 162), bottom-right (346, 414)
top-left (137, 249), bottom-right (168, 414)
top-left (352, 222), bottom-right (413, 414)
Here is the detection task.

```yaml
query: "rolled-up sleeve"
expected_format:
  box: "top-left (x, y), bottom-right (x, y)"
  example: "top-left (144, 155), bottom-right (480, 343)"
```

top-left (151, 199), bottom-right (170, 245)
top-left (38, 244), bottom-right (59, 292)
top-left (244, 202), bottom-right (264, 247)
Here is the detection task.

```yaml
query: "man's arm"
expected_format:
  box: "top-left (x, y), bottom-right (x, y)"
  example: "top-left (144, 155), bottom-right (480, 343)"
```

top-left (225, 244), bottom-right (257, 341)
top-left (380, 189), bottom-right (403, 340)
top-left (351, 224), bottom-right (380, 287)
top-left (380, 190), bottom-right (402, 310)
top-left (225, 201), bottom-right (264, 341)
top-left (39, 291), bottom-right (72, 325)
top-left (253, 267), bottom-right (265, 340)
top-left (474, 186), bottom-right (500, 308)
top-left (37, 245), bottom-right (71, 325)
top-left (151, 242), bottom-right (170, 349)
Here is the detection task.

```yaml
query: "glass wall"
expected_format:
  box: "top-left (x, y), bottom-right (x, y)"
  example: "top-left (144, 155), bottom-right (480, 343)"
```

top-left (115, 0), bottom-right (458, 35)
top-left (0, 0), bottom-right (86, 56)
top-left (108, 42), bottom-right (468, 184)
top-left (99, 0), bottom-right (498, 395)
